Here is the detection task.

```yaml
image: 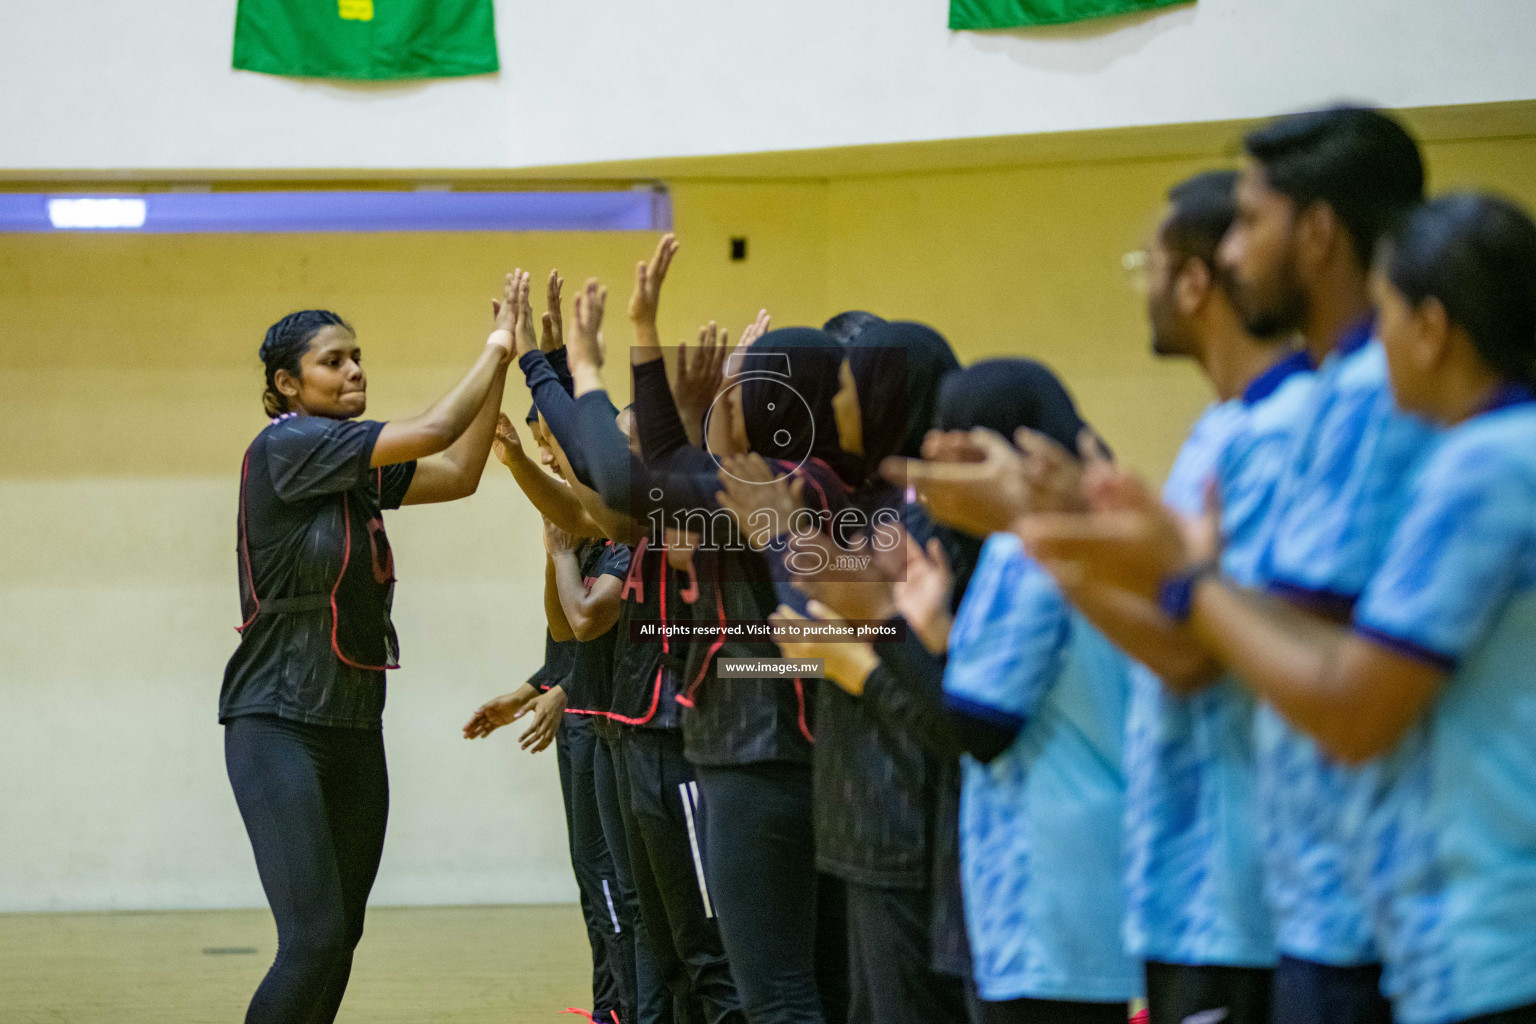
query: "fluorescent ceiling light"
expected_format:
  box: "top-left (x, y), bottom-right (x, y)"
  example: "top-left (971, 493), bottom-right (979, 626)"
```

top-left (47, 197), bottom-right (148, 229)
top-left (1, 190), bottom-right (669, 233)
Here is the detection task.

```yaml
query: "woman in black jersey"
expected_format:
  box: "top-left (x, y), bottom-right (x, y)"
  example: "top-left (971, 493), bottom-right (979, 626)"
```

top-left (221, 270), bottom-right (526, 1024)
top-left (515, 266), bottom-right (748, 1024)
top-left (560, 239), bottom-right (858, 1024)
top-left (796, 320), bottom-right (975, 1024)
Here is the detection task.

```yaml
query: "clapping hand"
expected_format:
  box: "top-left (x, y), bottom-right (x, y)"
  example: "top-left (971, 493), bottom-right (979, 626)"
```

top-left (881, 428), bottom-right (1035, 538)
top-left (893, 532), bottom-right (955, 655)
top-left (714, 453), bottom-right (806, 550)
top-left (1014, 450), bottom-right (1201, 598)
top-left (769, 603), bottom-right (880, 697)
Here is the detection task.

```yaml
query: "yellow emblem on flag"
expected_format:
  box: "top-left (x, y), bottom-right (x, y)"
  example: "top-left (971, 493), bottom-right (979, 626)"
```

top-left (338, 0), bottom-right (374, 21)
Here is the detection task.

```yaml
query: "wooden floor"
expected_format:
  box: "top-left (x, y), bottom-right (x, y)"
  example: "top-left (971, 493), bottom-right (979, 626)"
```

top-left (0, 904), bottom-right (597, 1024)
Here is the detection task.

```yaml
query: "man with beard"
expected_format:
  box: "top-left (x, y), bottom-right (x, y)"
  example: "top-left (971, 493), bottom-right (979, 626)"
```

top-left (1096, 169), bottom-right (1312, 1024)
top-left (1019, 106), bottom-right (1429, 1023)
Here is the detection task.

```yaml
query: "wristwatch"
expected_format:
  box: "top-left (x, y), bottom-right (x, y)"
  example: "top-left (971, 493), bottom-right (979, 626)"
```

top-left (1157, 559), bottom-right (1221, 623)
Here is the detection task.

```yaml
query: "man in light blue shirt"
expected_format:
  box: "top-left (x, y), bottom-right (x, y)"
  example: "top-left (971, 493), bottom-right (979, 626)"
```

top-left (1115, 170), bottom-right (1313, 1024)
top-left (946, 532), bottom-right (1143, 1019)
top-left (1217, 109), bottom-right (1431, 1024)
top-left (1015, 107), bottom-right (1429, 1024)
top-left (1029, 191), bottom-right (1536, 1024)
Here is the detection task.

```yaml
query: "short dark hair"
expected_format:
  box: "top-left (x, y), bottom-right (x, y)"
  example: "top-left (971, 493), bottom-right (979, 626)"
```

top-left (259, 310), bottom-right (350, 418)
top-left (1164, 169), bottom-right (1240, 292)
top-left (1386, 192), bottom-right (1536, 388)
top-left (822, 310), bottom-right (885, 345)
top-left (1245, 106), bottom-right (1425, 270)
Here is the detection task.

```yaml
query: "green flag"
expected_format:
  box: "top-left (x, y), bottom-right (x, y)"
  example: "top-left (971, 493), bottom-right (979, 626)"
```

top-left (950, 0), bottom-right (1191, 29)
top-left (233, 0), bottom-right (498, 80)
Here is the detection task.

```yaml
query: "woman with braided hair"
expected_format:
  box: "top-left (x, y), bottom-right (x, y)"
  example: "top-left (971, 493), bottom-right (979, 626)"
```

top-left (220, 271), bottom-right (528, 1024)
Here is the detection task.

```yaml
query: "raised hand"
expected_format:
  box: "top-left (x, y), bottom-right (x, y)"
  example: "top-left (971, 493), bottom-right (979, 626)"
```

top-left (487, 273), bottom-right (518, 358)
top-left (463, 685), bottom-right (538, 739)
top-left (628, 233), bottom-right (679, 339)
top-left (674, 321), bottom-right (728, 437)
top-left (721, 308), bottom-right (770, 382)
top-left (740, 308), bottom-right (771, 349)
top-left (491, 412), bottom-right (527, 468)
top-left (893, 532), bottom-right (955, 655)
top-left (506, 268), bottom-right (538, 359)
top-left (566, 277), bottom-right (609, 393)
top-left (540, 269), bottom-right (565, 353)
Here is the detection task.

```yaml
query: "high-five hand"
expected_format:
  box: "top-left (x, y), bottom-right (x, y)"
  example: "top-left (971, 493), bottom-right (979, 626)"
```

top-left (487, 273), bottom-right (518, 361)
top-left (629, 233), bottom-right (679, 353)
top-left (567, 277), bottom-right (609, 395)
top-left (540, 270), bottom-right (565, 353)
top-left (674, 321), bottom-right (728, 433)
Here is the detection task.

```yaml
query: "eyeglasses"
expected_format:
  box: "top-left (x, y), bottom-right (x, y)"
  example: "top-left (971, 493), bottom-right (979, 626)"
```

top-left (1121, 249), bottom-right (1152, 296)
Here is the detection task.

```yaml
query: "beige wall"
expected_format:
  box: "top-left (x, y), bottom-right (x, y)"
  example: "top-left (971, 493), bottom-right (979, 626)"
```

top-left (3, 130), bottom-right (1534, 911)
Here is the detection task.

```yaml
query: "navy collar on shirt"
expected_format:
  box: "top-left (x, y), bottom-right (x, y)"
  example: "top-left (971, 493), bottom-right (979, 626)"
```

top-left (1479, 382), bottom-right (1536, 416)
top-left (1334, 315), bottom-right (1376, 359)
top-left (1241, 350), bottom-right (1313, 407)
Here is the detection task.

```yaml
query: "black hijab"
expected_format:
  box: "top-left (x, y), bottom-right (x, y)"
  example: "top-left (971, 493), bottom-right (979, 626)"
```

top-left (928, 358), bottom-right (1101, 604)
top-left (737, 327), bottom-right (859, 484)
top-left (848, 321), bottom-right (961, 477)
top-left (934, 357), bottom-right (1097, 456)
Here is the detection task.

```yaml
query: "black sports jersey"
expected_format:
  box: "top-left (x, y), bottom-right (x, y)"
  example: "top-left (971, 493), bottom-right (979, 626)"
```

top-left (608, 538), bottom-right (694, 730)
top-left (221, 414), bottom-right (416, 729)
top-left (564, 540), bottom-right (631, 716)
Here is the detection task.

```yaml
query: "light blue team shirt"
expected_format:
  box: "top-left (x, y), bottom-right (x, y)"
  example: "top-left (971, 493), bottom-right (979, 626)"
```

top-left (1253, 323), bottom-right (1440, 966)
top-left (946, 532), bottom-right (1142, 1003)
top-left (1350, 392), bottom-right (1536, 1024)
top-left (1123, 353), bottom-right (1315, 967)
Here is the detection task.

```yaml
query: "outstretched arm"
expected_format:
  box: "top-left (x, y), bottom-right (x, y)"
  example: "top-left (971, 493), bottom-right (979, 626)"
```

top-left (1184, 579), bottom-right (1442, 763)
top-left (374, 270), bottom-right (517, 469)
top-left (1018, 464), bottom-right (1444, 763)
top-left (394, 271), bottom-right (529, 503)
top-left (491, 413), bottom-right (605, 537)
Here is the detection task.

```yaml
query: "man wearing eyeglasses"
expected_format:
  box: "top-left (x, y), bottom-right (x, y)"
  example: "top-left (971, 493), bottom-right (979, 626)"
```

top-left (1107, 168), bottom-right (1310, 1024)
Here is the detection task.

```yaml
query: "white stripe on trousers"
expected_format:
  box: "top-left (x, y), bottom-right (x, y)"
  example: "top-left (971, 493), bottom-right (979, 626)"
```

top-left (602, 878), bottom-right (621, 934)
top-left (678, 781), bottom-right (715, 919)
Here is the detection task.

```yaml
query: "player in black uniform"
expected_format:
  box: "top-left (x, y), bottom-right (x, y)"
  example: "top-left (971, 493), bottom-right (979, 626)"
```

top-left (221, 270), bottom-right (526, 1024)
top-left (515, 259), bottom-right (746, 1024)
top-left (466, 274), bottom-right (652, 1024)
top-left (596, 239), bottom-right (857, 1024)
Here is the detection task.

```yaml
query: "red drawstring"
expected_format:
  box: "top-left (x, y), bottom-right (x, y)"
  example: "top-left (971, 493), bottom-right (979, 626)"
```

top-left (558, 1011), bottom-right (620, 1024)
top-left (1129, 1011), bottom-right (1149, 1024)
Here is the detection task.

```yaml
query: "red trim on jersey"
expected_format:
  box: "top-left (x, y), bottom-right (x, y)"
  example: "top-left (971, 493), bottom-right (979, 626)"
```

top-left (328, 491), bottom-right (393, 672)
top-left (236, 449), bottom-right (260, 632)
top-left (607, 541), bottom-right (667, 726)
top-left (794, 677), bottom-right (814, 744)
